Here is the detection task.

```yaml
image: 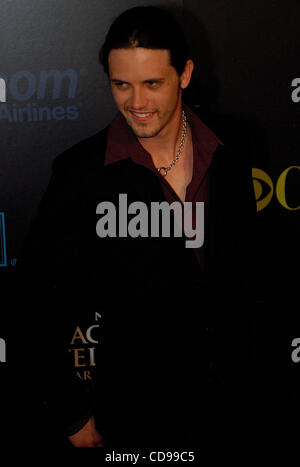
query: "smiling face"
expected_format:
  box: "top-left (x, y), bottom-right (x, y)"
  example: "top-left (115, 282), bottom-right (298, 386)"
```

top-left (108, 47), bottom-right (193, 139)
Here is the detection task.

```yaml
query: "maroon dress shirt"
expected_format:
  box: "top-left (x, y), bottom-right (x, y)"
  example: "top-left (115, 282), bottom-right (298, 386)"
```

top-left (104, 105), bottom-right (223, 269)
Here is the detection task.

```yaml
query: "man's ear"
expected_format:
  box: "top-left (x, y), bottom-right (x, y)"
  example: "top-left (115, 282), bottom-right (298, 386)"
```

top-left (180, 59), bottom-right (194, 89)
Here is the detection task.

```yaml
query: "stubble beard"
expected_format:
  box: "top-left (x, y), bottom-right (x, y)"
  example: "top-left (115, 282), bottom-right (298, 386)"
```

top-left (127, 115), bottom-right (164, 139)
top-left (125, 86), bottom-right (181, 140)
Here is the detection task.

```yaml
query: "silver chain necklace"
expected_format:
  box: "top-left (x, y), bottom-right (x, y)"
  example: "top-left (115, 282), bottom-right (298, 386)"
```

top-left (156, 110), bottom-right (187, 177)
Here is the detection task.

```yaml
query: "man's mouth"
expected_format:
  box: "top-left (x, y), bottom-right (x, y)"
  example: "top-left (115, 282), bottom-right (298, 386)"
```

top-left (128, 110), bottom-right (155, 122)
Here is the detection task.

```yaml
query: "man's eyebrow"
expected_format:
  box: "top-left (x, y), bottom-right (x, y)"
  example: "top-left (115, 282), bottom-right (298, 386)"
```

top-left (110, 78), bottom-right (165, 83)
top-left (110, 78), bottom-right (128, 83)
top-left (143, 78), bottom-right (165, 83)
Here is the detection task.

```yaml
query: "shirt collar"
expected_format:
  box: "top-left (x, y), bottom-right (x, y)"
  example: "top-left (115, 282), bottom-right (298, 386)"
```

top-left (105, 104), bottom-right (223, 171)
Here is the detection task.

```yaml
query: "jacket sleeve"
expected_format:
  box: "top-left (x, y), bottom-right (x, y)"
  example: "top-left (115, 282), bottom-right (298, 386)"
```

top-left (13, 149), bottom-right (96, 437)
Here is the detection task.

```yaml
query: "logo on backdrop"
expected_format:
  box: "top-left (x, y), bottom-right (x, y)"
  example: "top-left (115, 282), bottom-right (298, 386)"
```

top-left (68, 311), bottom-right (101, 381)
top-left (252, 166), bottom-right (300, 212)
top-left (0, 68), bottom-right (86, 122)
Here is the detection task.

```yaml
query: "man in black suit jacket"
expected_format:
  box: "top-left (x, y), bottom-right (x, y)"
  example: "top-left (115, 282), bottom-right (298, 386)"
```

top-left (14, 6), bottom-right (262, 448)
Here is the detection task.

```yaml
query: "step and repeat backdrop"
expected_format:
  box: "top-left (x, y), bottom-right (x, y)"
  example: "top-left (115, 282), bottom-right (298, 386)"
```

top-left (1, 0), bottom-right (299, 444)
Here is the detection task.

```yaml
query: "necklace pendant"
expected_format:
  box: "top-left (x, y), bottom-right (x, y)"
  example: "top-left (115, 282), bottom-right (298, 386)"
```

top-left (158, 166), bottom-right (168, 177)
top-left (156, 110), bottom-right (187, 177)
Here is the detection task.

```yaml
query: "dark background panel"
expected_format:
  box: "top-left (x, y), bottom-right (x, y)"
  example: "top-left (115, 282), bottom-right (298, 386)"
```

top-left (1, 0), bottom-right (179, 256)
top-left (182, 0), bottom-right (299, 300)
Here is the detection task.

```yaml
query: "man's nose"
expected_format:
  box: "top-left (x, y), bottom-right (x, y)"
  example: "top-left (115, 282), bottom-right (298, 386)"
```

top-left (130, 87), bottom-right (148, 109)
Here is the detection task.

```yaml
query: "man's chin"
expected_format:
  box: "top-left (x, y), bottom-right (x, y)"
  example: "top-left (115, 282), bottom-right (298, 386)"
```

top-left (127, 121), bottom-right (162, 139)
top-left (133, 130), bottom-right (161, 139)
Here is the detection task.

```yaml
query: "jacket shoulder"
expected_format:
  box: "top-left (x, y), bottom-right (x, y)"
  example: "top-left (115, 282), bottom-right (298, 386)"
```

top-left (52, 125), bottom-right (109, 173)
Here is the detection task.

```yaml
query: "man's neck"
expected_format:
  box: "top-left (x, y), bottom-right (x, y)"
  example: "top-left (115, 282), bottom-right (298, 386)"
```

top-left (137, 104), bottom-right (184, 167)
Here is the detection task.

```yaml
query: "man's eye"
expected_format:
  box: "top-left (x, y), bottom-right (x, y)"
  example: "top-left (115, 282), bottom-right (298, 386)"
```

top-left (147, 81), bottom-right (158, 88)
top-left (114, 82), bottom-right (128, 88)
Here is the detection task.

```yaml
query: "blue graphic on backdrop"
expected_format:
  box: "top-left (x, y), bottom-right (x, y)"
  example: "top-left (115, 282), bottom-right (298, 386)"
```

top-left (0, 213), bottom-right (7, 267)
top-left (0, 68), bottom-right (87, 122)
